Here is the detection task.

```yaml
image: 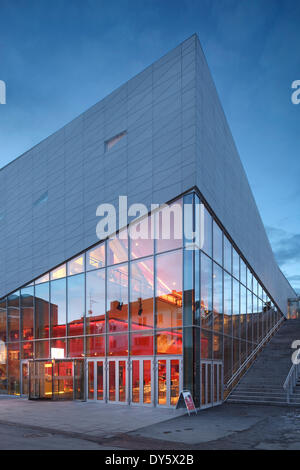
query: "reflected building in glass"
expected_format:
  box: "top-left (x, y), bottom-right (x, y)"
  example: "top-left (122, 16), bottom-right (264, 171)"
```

top-left (0, 35), bottom-right (296, 408)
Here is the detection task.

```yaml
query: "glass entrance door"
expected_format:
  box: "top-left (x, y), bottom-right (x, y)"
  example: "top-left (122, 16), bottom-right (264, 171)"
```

top-left (53, 361), bottom-right (73, 399)
top-left (87, 359), bottom-right (105, 401)
top-left (201, 360), bottom-right (223, 408)
top-left (156, 356), bottom-right (182, 407)
top-left (130, 358), bottom-right (153, 405)
top-left (21, 360), bottom-right (29, 396)
top-left (29, 361), bottom-right (53, 399)
top-left (107, 358), bottom-right (128, 404)
top-left (28, 360), bottom-right (83, 400)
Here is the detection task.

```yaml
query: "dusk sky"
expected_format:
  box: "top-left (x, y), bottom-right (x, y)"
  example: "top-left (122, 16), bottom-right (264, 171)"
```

top-left (0, 0), bottom-right (299, 293)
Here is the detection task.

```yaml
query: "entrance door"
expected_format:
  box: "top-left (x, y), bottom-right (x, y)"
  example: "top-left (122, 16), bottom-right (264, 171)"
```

top-left (130, 358), bottom-right (153, 405)
top-left (29, 361), bottom-right (53, 399)
top-left (201, 360), bottom-right (223, 408)
top-left (156, 356), bottom-right (183, 407)
top-left (21, 360), bottom-right (29, 396)
top-left (87, 359), bottom-right (105, 401)
top-left (53, 361), bottom-right (74, 400)
top-left (107, 358), bottom-right (128, 404)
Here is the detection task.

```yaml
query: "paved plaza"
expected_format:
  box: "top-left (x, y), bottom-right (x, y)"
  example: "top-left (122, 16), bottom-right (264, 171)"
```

top-left (0, 396), bottom-right (300, 450)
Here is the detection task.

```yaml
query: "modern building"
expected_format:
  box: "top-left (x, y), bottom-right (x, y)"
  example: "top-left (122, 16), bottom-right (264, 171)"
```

top-left (0, 34), bottom-right (296, 408)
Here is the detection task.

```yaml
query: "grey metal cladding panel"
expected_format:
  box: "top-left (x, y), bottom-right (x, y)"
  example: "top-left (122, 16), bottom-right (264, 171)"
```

top-left (0, 35), bottom-right (197, 298)
top-left (194, 37), bottom-right (295, 314)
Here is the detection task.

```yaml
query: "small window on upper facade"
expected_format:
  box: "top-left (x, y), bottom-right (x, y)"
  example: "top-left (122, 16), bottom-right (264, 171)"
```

top-left (105, 131), bottom-right (127, 152)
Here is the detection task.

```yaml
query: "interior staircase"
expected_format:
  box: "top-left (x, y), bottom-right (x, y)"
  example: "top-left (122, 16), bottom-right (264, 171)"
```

top-left (227, 319), bottom-right (300, 406)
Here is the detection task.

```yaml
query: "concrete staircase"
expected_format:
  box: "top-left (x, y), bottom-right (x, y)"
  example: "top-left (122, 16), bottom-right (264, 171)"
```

top-left (227, 319), bottom-right (300, 406)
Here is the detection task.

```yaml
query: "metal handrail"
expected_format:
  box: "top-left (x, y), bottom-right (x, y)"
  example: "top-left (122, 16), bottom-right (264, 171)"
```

top-left (225, 316), bottom-right (284, 390)
top-left (283, 351), bottom-right (300, 403)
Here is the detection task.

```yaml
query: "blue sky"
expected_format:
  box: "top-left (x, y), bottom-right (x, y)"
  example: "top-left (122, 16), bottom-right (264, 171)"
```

top-left (0, 0), bottom-right (299, 292)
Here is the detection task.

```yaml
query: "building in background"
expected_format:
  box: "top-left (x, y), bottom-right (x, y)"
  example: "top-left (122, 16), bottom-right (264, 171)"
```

top-left (0, 35), bottom-right (296, 408)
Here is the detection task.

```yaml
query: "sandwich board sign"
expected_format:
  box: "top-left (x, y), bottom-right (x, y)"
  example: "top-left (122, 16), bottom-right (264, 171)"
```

top-left (176, 390), bottom-right (197, 415)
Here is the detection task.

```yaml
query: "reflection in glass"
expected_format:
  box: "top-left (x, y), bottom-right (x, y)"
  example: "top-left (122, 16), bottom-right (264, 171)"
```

top-left (97, 361), bottom-right (104, 400)
top-left (67, 274), bottom-right (84, 336)
top-left (213, 333), bottom-right (223, 360)
top-left (119, 361), bottom-right (126, 402)
top-left (213, 263), bottom-right (223, 332)
top-left (53, 361), bottom-right (73, 399)
top-left (50, 278), bottom-right (66, 338)
top-left (224, 236), bottom-right (232, 273)
top-left (158, 360), bottom-right (167, 405)
top-left (131, 331), bottom-right (153, 356)
top-left (35, 340), bottom-right (50, 359)
top-left (86, 243), bottom-right (105, 271)
top-left (156, 251), bottom-right (182, 329)
top-left (35, 282), bottom-right (50, 339)
top-left (8, 343), bottom-right (20, 395)
top-left (201, 329), bottom-right (212, 359)
top-left (132, 360), bottom-right (140, 403)
top-left (213, 221), bottom-right (223, 266)
top-left (108, 334), bottom-right (128, 356)
top-left (247, 289), bottom-right (253, 345)
top-left (201, 206), bottom-right (212, 257)
top-left (240, 285), bottom-right (246, 341)
top-left (232, 249), bottom-right (239, 280)
top-left (0, 300), bottom-right (6, 342)
top-left (22, 341), bottom-right (34, 359)
top-left (224, 273), bottom-right (232, 336)
top-left (35, 273), bottom-right (49, 284)
top-left (200, 253), bottom-right (212, 330)
top-left (8, 292), bottom-right (20, 342)
top-left (107, 230), bottom-right (128, 265)
top-left (109, 361), bottom-right (116, 401)
top-left (240, 259), bottom-right (247, 286)
top-left (156, 200), bottom-right (183, 253)
top-left (143, 360), bottom-right (152, 404)
top-left (68, 255), bottom-right (84, 276)
top-left (170, 360), bottom-right (180, 405)
top-left (50, 264), bottom-right (66, 280)
top-left (86, 336), bottom-right (105, 357)
top-left (86, 269), bottom-right (105, 335)
top-left (130, 213), bottom-right (154, 259)
top-left (107, 264), bottom-right (128, 332)
top-left (68, 337), bottom-right (84, 357)
top-left (156, 329), bottom-right (182, 355)
top-left (232, 279), bottom-right (240, 339)
top-left (21, 287), bottom-right (34, 324)
top-left (88, 361), bottom-right (94, 399)
top-left (51, 338), bottom-right (66, 358)
top-left (130, 258), bottom-right (153, 330)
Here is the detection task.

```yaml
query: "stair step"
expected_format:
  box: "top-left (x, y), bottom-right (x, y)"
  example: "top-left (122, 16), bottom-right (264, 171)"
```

top-left (235, 391), bottom-right (285, 394)
top-left (230, 395), bottom-right (287, 401)
top-left (227, 398), bottom-right (290, 406)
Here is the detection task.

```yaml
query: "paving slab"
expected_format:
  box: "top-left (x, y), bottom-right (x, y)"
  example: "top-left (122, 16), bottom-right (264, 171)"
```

top-left (0, 396), bottom-right (185, 438)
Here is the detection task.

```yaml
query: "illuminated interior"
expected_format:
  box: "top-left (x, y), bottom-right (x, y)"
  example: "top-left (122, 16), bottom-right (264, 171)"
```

top-left (0, 192), bottom-right (283, 407)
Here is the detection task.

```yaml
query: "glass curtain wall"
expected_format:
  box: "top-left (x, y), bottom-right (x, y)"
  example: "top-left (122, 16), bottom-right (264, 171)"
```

top-left (0, 191), bottom-right (283, 405)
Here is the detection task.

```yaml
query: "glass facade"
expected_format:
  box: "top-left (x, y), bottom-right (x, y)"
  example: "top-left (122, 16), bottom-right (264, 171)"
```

top-left (0, 192), bottom-right (284, 406)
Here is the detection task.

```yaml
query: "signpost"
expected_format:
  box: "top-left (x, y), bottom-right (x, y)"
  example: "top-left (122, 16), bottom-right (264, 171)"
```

top-left (176, 390), bottom-right (197, 415)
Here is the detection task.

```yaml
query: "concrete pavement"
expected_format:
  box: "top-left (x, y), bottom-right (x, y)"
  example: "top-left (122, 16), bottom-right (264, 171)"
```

top-left (1, 396), bottom-right (300, 449)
